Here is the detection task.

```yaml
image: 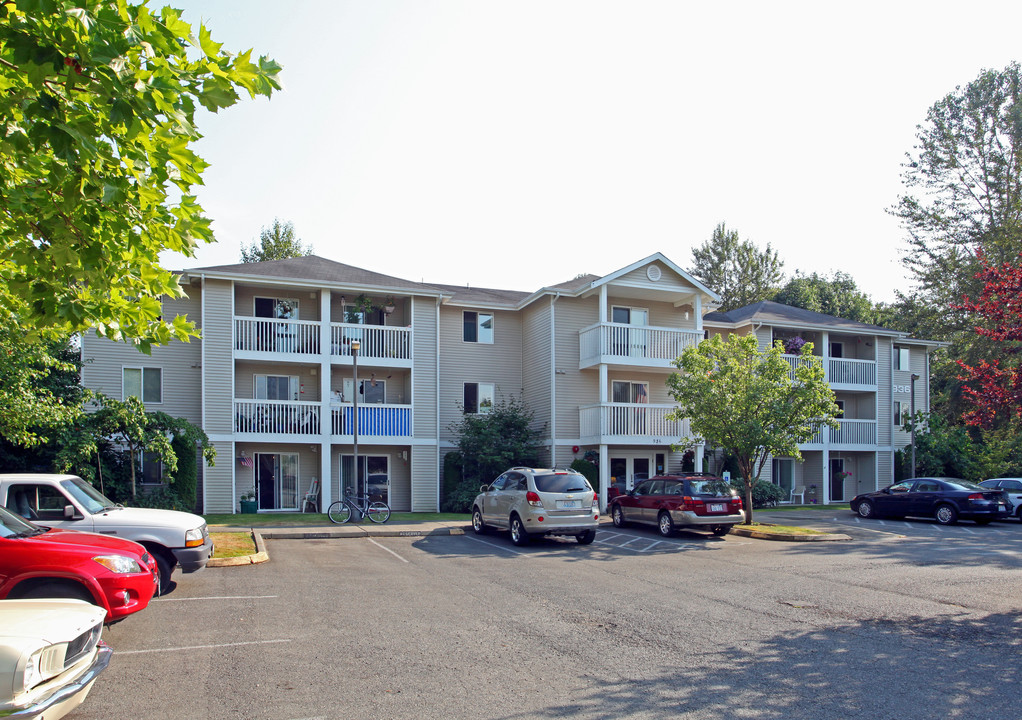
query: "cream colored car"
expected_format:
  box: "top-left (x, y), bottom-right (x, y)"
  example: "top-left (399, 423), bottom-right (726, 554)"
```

top-left (0, 599), bottom-right (110, 719)
top-left (471, 467), bottom-right (599, 545)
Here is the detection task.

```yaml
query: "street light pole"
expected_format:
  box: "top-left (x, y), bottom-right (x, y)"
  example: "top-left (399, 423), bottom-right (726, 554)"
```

top-left (351, 339), bottom-right (360, 514)
top-left (910, 373), bottom-right (919, 478)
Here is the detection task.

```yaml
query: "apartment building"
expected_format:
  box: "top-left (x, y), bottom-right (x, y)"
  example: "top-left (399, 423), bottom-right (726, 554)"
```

top-left (80, 253), bottom-right (938, 513)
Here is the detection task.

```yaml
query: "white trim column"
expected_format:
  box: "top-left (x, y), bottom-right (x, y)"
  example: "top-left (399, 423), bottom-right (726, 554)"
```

top-left (319, 290), bottom-right (333, 509)
top-left (599, 443), bottom-right (609, 512)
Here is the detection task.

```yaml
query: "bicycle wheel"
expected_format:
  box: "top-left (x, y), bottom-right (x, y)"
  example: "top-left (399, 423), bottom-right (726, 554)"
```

top-left (366, 501), bottom-right (391, 523)
top-left (327, 500), bottom-right (352, 524)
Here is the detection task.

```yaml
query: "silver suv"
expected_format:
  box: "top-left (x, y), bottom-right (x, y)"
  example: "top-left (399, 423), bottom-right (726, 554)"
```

top-left (471, 468), bottom-right (599, 545)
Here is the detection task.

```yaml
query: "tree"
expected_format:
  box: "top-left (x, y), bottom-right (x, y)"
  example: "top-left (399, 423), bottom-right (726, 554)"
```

top-left (665, 334), bottom-right (840, 523)
top-left (0, 1), bottom-right (281, 350)
top-left (241, 219), bottom-right (312, 263)
top-left (892, 62), bottom-right (1022, 341)
top-left (773, 271), bottom-right (883, 324)
top-left (444, 395), bottom-right (545, 512)
top-left (0, 329), bottom-right (80, 448)
top-left (690, 223), bottom-right (784, 312)
top-left (954, 252), bottom-right (1022, 429)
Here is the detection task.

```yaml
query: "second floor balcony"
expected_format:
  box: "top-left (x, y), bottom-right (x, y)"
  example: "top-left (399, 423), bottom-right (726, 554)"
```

top-left (804, 419), bottom-right (878, 446)
top-left (233, 399), bottom-right (412, 441)
top-left (782, 354), bottom-right (877, 390)
top-left (579, 323), bottom-right (702, 370)
top-left (579, 403), bottom-right (690, 445)
top-left (235, 317), bottom-right (412, 367)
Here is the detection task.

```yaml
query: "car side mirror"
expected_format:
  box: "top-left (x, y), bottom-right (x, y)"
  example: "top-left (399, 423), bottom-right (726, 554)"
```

top-left (881, 488), bottom-right (891, 494)
top-left (480, 485), bottom-right (489, 493)
top-left (63, 504), bottom-right (80, 520)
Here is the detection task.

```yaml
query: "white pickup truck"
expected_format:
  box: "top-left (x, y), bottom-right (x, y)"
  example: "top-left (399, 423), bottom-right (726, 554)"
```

top-left (0, 474), bottom-right (212, 595)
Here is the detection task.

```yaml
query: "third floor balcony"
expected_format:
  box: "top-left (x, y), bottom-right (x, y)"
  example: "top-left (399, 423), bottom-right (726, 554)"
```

top-left (235, 317), bottom-right (412, 367)
top-left (579, 322), bottom-right (702, 370)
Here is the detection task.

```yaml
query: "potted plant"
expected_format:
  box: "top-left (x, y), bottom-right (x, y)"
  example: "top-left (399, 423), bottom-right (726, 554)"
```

top-left (240, 490), bottom-right (257, 514)
top-left (382, 296), bottom-right (397, 314)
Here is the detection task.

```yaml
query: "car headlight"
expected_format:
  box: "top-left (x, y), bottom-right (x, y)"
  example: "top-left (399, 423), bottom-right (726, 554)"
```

top-left (185, 525), bottom-right (205, 548)
top-left (22, 651), bottom-right (44, 691)
top-left (93, 555), bottom-right (144, 574)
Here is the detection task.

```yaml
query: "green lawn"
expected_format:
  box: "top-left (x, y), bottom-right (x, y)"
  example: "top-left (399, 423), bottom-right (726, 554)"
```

top-left (204, 512), bottom-right (470, 527)
top-left (765, 503), bottom-right (850, 512)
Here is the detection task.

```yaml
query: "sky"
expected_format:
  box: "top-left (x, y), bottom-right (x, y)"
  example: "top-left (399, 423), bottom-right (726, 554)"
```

top-left (162, 1), bottom-right (1022, 303)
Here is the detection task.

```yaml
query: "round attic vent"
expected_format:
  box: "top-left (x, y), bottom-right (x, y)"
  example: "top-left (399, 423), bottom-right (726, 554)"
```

top-left (646, 265), bottom-right (662, 282)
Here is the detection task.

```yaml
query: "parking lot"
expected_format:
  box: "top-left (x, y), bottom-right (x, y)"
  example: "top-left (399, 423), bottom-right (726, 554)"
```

top-left (78, 515), bottom-right (1022, 720)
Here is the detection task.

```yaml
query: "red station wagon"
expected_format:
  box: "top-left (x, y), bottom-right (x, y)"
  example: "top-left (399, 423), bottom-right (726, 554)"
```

top-left (0, 504), bottom-right (158, 623)
top-left (609, 474), bottom-right (745, 537)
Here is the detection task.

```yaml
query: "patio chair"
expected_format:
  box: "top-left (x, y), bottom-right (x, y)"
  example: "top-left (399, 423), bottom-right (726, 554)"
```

top-left (302, 477), bottom-right (320, 513)
top-left (790, 486), bottom-right (806, 504)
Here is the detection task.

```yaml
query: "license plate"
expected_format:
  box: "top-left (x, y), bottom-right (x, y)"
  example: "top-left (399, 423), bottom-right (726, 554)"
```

top-left (709, 503), bottom-right (725, 513)
top-left (558, 500), bottom-right (580, 509)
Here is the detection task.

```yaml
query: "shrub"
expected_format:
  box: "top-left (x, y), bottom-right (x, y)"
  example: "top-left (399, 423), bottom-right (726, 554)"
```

top-left (570, 459), bottom-right (597, 489)
top-left (731, 479), bottom-right (786, 508)
top-left (171, 435), bottom-right (197, 511)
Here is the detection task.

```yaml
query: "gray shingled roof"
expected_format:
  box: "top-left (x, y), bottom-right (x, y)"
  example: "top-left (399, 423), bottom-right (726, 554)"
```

top-left (703, 300), bottom-right (902, 335)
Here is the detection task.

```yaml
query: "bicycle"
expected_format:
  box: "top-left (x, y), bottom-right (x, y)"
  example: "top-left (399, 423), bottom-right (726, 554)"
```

top-left (327, 489), bottom-right (391, 524)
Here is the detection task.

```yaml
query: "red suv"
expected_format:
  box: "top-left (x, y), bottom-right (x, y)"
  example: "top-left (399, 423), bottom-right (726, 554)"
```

top-left (0, 504), bottom-right (158, 623)
top-left (609, 474), bottom-right (745, 537)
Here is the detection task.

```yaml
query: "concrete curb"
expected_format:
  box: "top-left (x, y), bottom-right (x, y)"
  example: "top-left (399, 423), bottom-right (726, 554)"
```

top-left (259, 526), bottom-right (468, 540)
top-left (729, 526), bottom-right (852, 542)
top-left (207, 531), bottom-right (270, 566)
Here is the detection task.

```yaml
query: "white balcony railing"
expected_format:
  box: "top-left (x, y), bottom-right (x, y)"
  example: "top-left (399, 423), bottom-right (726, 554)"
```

top-left (234, 400), bottom-right (321, 435)
top-left (579, 403), bottom-right (690, 442)
top-left (828, 358), bottom-right (876, 387)
top-left (329, 323), bottom-right (411, 361)
top-left (580, 323), bottom-right (702, 367)
top-left (235, 317), bottom-right (321, 354)
top-left (803, 419), bottom-right (877, 446)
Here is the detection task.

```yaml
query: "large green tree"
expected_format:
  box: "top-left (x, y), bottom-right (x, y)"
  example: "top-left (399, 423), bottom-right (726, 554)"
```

top-left (0, 1), bottom-right (280, 348)
top-left (241, 218), bottom-right (312, 263)
top-left (773, 271), bottom-right (885, 324)
top-left (0, 1), bottom-right (279, 447)
top-left (690, 222), bottom-right (784, 312)
top-left (666, 334), bottom-right (840, 523)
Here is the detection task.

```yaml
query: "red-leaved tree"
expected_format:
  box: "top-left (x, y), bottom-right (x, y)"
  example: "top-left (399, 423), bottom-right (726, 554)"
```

top-left (955, 252), bottom-right (1022, 428)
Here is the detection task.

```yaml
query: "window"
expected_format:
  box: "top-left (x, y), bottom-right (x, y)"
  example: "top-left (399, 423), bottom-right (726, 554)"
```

top-left (140, 451), bottom-right (162, 485)
top-left (834, 400), bottom-right (845, 416)
top-left (463, 311), bottom-right (494, 343)
top-left (464, 383), bottom-right (495, 414)
top-left (123, 367), bottom-right (162, 403)
top-left (255, 375), bottom-right (299, 401)
top-left (894, 346), bottom-right (911, 370)
top-left (893, 401), bottom-right (904, 427)
top-left (830, 342), bottom-right (843, 358)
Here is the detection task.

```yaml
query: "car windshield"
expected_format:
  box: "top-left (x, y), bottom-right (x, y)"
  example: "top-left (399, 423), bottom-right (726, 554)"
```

top-left (61, 477), bottom-right (119, 513)
top-left (0, 504), bottom-right (45, 538)
top-left (534, 473), bottom-right (591, 493)
top-left (688, 479), bottom-right (734, 497)
top-left (941, 479), bottom-right (987, 492)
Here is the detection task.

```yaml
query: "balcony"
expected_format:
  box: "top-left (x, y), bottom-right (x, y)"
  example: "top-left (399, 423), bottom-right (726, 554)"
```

top-left (329, 323), bottom-right (411, 366)
top-left (781, 354), bottom-right (876, 390)
top-left (234, 400), bottom-right (321, 436)
top-left (803, 419), bottom-right (877, 447)
top-left (330, 403), bottom-right (412, 441)
top-left (579, 403), bottom-right (690, 445)
top-left (235, 317), bottom-right (321, 357)
top-left (579, 323), bottom-right (702, 370)
top-left (234, 317), bottom-right (412, 367)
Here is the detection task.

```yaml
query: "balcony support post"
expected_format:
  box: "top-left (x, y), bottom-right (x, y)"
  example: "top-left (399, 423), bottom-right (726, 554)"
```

top-left (319, 289), bottom-right (332, 509)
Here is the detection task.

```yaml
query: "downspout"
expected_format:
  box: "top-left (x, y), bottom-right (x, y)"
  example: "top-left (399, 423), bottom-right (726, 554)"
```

top-left (435, 296), bottom-right (441, 511)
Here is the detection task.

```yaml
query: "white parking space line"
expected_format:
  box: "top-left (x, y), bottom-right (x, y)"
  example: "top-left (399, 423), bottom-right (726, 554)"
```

top-left (463, 535), bottom-right (527, 555)
top-left (154, 595), bottom-right (278, 602)
top-left (118, 639), bottom-right (292, 656)
top-left (368, 537), bottom-right (409, 563)
top-left (960, 527), bottom-right (976, 535)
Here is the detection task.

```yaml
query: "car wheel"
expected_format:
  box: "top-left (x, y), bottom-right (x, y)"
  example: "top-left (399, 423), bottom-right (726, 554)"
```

top-left (934, 504), bottom-right (959, 526)
top-left (471, 507), bottom-right (487, 534)
top-left (15, 582), bottom-right (94, 604)
top-left (711, 525), bottom-right (731, 536)
top-left (857, 500), bottom-right (875, 519)
top-left (1016, 505), bottom-right (1022, 522)
top-left (611, 504), bottom-right (626, 528)
top-left (657, 511), bottom-right (675, 537)
top-left (509, 515), bottom-right (530, 546)
top-left (576, 529), bottom-right (596, 545)
top-left (153, 552), bottom-right (173, 596)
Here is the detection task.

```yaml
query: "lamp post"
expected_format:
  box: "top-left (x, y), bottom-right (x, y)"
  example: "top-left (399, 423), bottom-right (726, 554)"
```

top-left (910, 373), bottom-right (919, 478)
top-left (351, 339), bottom-right (361, 513)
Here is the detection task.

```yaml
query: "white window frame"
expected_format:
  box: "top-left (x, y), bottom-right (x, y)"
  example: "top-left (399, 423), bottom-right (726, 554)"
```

top-left (463, 311), bottom-right (494, 344)
top-left (612, 379), bottom-right (649, 404)
top-left (893, 400), bottom-right (904, 427)
top-left (122, 366), bottom-right (163, 404)
top-left (343, 377), bottom-right (386, 404)
top-left (254, 374), bottom-right (300, 401)
top-left (463, 382), bottom-right (495, 414)
top-left (894, 346), bottom-right (911, 370)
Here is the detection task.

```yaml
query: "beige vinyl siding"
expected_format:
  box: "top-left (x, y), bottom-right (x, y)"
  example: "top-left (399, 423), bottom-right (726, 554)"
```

top-left (235, 363), bottom-right (320, 402)
top-left (204, 440), bottom-right (235, 513)
top-left (411, 297), bottom-right (438, 439)
top-left (438, 306), bottom-right (523, 444)
top-left (552, 296), bottom-right (599, 444)
top-left (522, 300), bottom-right (553, 452)
top-left (878, 450), bottom-right (893, 487)
top-left (617, 263), bottom-right (693, 294)
top-left (202, 279), bottom-right (235, 435)
top-left (80, 292), bottom-right (202, 424)
top-left (755, 325), bottom-right (773, 351)
top-left (410, 444), bottom-right (438, 511)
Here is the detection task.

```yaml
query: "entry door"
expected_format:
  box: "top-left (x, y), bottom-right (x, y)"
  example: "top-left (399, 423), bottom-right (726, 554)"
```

top-left (612, 307), bottom-right (648, 358)
top-left (610, 457), bottom-right (651, 492)
top-left (829, 458), bottom-right (845, 502)
top-left (256, 453), bottom-right (299, 510)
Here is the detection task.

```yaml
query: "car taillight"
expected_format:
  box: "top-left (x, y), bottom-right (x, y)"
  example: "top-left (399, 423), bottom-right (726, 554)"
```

top-left (732, 496), bottom-right (743, 508)
top-left (967, 493), bottom-right (984, 501)
top-left (526, 491), bottom-right (543, 507)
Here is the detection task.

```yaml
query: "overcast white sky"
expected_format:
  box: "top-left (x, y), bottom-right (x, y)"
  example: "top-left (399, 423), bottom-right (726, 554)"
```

top-left (163, 1), bottom-right (1022, 303)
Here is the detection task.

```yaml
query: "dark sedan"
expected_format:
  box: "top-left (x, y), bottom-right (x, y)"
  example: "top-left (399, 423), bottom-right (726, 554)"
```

top-left (850, 477), bottom-right (1010, 526)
